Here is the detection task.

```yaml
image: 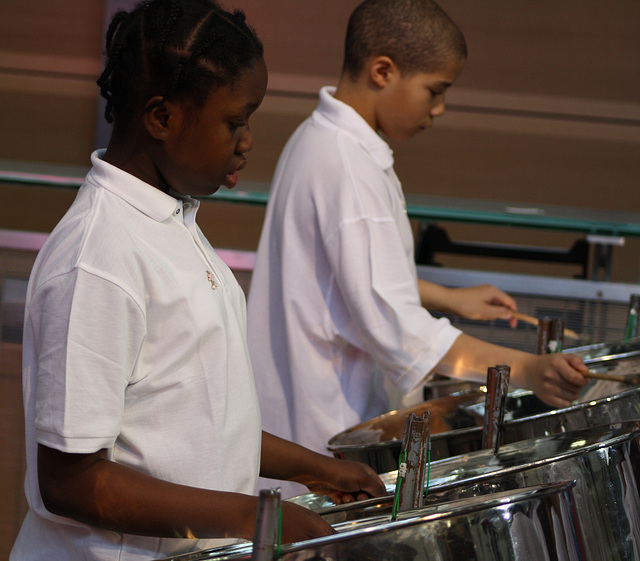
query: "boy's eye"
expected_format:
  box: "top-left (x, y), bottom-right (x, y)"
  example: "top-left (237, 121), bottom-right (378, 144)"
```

top-left (229, 121), bottom-right (246, 131)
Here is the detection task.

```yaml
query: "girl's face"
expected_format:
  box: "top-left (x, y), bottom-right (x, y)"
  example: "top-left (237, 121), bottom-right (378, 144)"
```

top-left (160, 59), bottom-right (268, 197)
top-left (375, 57), bottom-right (464, 141)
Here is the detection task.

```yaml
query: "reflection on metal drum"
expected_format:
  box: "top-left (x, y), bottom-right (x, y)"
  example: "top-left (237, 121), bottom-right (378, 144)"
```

top-left (157, 482), bottom-right (584, 561)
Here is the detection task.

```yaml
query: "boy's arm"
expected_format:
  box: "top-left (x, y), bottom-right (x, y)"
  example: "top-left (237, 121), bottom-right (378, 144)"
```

top-left (418, 279), bottom-right (518, 327)
top-left (37, 444), bottom-right (334, 544)
top-left (435, 333), bottom-right (589, 408)
top-left (260, 432), bottom-right (387, 504)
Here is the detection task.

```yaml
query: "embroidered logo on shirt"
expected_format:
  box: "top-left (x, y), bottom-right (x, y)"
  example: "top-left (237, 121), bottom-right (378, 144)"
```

top-left (206, 270), bottom-right (217, 290)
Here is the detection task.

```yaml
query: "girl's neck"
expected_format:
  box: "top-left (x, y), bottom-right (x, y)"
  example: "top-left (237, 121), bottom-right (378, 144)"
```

top-left (103, 133), bottom-right (167, 192)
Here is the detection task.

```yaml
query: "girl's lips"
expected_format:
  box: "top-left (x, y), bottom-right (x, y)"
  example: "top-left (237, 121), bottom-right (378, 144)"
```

top-left (224, 171), bottom-right (239, 189)
top-left (223, 160), bottom-right (245, 189)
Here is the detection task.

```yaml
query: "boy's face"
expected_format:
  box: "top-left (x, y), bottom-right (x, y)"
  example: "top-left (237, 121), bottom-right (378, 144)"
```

top-left (159, 59), bottom-right (268, 197)
top-left (375, 57), bottom-right (464, 141)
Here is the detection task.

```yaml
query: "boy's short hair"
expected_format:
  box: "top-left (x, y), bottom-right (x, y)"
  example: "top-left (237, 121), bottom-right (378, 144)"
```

top-left (342, 0), bottom-right (467, 80)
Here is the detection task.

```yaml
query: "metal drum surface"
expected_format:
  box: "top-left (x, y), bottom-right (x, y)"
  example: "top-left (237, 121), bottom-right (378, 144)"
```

top-left (328, 337), bottom-right (640, 472)
top-left (569, 336), bottom-right (640, 365)
top-left (328, 388), bottom-right (550, 471)
top-left (295, 421), bottom-right (640, 561)
top-left (329, 385), bottom-right (640, 473)
top-left (158, 482), bottom-right (584, 561)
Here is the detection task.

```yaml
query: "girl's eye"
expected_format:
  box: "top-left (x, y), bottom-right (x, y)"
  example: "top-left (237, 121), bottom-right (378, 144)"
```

top-left (229, 121), bottom-right (246, 131)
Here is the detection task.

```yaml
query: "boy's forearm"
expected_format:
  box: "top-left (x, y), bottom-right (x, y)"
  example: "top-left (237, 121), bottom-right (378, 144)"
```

top-left (434, 333), bottom-right (528, 382)
top-left (418, 278), bottom-right (452, 311)
top-left (435, 333), bottom-right (587, 408)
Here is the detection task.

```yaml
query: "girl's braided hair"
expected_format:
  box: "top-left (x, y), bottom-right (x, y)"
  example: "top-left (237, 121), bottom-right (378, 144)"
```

top-left (96, 0), bottom-right (263, 129)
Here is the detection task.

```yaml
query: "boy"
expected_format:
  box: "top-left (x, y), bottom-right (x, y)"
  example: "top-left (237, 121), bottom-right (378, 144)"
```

top-left (247, 0), bottom-right (587, 497)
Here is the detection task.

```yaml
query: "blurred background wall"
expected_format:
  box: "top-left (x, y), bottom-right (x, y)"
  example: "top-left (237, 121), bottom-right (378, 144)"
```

top-left (1, 0), bottom-right (639, 555)
top-left (1, 0), bottom-right (639, 279)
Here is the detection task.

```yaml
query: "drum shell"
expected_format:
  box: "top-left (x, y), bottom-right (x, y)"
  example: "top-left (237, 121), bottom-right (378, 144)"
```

top-left (158, 482), bottom-right (584, 561)
top-left (302, 422), bottom-right (640, 561)
top-left (329, 386), bottom-right (640, 473)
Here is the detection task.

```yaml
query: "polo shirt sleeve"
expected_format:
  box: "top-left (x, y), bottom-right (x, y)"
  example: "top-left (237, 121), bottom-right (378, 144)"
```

top-left (29, 267), bottom-right (146, 454)
top-left (322, 172), bottom-right (461, 394)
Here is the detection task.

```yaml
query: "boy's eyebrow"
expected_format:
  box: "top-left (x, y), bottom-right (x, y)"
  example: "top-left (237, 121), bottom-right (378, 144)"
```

top-left (244, 101), bottom-right (262, 112)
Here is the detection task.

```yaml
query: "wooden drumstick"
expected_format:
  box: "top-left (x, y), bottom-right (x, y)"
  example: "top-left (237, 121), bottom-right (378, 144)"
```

top-left (511, 311), bottom-right (582, 340)
top-left (583, 370), bottom-right (640, 385)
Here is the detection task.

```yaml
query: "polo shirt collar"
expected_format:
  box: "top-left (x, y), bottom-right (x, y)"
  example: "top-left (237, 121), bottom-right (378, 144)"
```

top-left (315, 86), bottom-right (395, 171)
top-left (87, 150), bottom-right (197, 222)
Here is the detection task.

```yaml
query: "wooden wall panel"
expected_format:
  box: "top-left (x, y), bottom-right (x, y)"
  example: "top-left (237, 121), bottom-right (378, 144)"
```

top-left (0, 1), bottom-right (103, 57)
top-left (443, 1), bottom-right (640, 102)
top-left (0, 75), bottom-right (100, 164)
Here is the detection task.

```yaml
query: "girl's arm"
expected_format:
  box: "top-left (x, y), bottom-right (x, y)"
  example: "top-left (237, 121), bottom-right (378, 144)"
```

top-left (260, 432), bottom-right (387, 505)
top-left (37, 444), bottom-right (334, 544)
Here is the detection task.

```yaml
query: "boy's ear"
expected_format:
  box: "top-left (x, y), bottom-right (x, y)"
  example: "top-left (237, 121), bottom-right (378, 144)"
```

top-left (143, 96), bottom-right (180, 140)
top-left (369, 56), bottom-right (397, 88)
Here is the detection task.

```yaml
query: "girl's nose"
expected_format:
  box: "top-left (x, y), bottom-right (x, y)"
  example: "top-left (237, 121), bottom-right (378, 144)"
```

top-left (237, 127), bottom-right (254, 154)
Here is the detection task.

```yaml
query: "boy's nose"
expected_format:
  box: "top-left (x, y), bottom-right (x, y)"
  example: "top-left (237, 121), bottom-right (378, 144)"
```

top-left (430, 100), bottom-right (446, 117)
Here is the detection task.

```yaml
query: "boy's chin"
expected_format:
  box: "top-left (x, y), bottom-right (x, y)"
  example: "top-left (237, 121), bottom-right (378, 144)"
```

top-left (381, 125), bottom-right (426, 142)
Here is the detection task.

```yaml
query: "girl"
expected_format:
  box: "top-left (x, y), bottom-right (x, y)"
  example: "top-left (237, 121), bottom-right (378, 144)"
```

top-left (10, 1), bottom-right (384, 559)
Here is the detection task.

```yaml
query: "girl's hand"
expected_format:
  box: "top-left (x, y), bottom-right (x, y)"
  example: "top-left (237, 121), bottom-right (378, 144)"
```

top-left (260, 432), bottom-right (387, 506)
top-left (297, 456), bottom-right (388, 505)
top-left (279, 501), bottom-right (336, 544)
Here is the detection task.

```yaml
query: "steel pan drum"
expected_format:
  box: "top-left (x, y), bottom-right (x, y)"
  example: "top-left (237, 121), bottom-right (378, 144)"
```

top-left (296, 421), bottom-right (640, 561)
top-left (570, 336), bottom-right (640, 365)
top-left (158, 482), bottom-right (584, 561)
top-left (329, 385), bottom-right (640, 473)
top-left (328, 388), bottom-right (546, 471)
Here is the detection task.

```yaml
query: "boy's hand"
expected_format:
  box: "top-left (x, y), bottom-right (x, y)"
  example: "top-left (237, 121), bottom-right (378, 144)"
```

top-left (447, 284), bottom-right (518, 327)
top-left (418, 280), bottom-right (518, 327)
top-left (521, 353), bottom-right (589, 408)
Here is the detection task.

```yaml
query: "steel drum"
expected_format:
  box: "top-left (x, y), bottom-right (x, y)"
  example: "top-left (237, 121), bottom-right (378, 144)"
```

top-left (328, 388), bottom-right (546, 471)
top-left (327, 337), bottom-right (640, 472)
top-left (421, 374), bottom-right (481, 401)
top-left (328, 384), bottom-right (640, 474)
top-left (570, 336), bottom-right (640, 366)
top-left (295, 421), bottom-right (640, 561)
top-left (158, 481), bottom-right (584, 561)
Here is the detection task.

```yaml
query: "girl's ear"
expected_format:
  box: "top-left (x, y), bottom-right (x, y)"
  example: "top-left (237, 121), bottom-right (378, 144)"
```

top-left (369, 56), bottom-right (397, 89)
top-left (143, 96), bottom-right (179, 140)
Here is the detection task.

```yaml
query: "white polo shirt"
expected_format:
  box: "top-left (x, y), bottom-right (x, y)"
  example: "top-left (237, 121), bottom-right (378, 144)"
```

top-left (12, 151), bottom-right (261, 560)
top-left (247, 87), bottom-right (461, 485)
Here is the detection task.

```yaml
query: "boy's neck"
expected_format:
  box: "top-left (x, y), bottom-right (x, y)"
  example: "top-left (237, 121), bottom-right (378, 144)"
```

top-left (334, 74), bottom-right (378, 133)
